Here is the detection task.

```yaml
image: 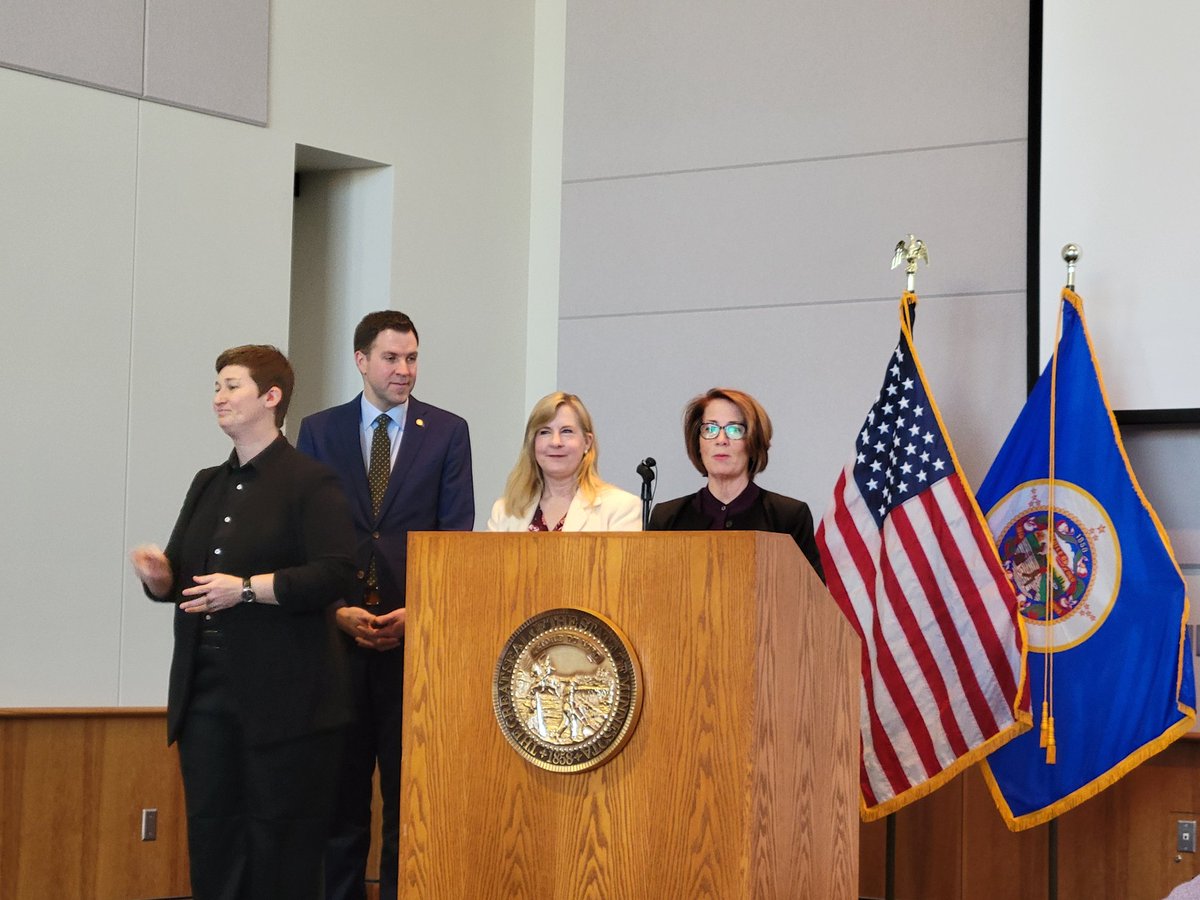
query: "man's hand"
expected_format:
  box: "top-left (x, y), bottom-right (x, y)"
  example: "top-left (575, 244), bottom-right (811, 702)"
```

top-left (336, 606), bottom-right (405, 651)
top-left (367, 607), bottom-right (406, 651)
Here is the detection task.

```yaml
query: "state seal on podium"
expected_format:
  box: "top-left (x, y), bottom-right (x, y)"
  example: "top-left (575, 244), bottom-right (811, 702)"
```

top-left (493, 608), bottom-right (642, 773)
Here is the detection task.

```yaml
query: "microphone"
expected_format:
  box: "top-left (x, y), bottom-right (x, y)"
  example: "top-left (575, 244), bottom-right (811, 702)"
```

top-left (636, 457), bottom-right (656, 483)
top-left (636, 458), bottom-right (656, 529)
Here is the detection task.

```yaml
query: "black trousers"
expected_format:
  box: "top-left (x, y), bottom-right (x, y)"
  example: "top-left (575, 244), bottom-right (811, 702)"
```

top-left (324, 639), bottom-right (404, 900)
top-left (179, 645), bottom-right (343, 900)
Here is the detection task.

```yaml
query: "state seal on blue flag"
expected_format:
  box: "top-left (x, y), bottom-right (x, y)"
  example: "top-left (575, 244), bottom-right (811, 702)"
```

top-left (987, 480), bottom-right (1118, 651)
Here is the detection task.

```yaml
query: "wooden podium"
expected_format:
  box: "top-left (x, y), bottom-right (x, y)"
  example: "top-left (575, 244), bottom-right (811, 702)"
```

top-left (399, 531), bottom-right (860, 899)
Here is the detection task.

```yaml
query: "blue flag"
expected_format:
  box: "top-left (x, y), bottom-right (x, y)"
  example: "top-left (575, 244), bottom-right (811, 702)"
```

top-left (976, 289), bottom-right (1195, 830)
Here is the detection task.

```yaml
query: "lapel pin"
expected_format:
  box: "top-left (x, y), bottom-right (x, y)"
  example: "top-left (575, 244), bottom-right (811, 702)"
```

top-left (416, 418), bottom-right (425, 427)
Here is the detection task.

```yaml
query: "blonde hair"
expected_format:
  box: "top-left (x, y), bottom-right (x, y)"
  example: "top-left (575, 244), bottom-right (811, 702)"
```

top-left (500, 392), bottom-right (606, 518)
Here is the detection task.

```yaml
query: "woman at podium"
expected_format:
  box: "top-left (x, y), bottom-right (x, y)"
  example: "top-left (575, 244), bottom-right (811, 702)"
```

top-left (487, 391), bottom-right (642, 532)
top-left (646, 387), bottom-right (824, 581)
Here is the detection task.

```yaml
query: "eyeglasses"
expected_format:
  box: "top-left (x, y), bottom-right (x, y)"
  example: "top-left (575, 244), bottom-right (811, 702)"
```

top-left (700, 421), bottom-right (747, 441)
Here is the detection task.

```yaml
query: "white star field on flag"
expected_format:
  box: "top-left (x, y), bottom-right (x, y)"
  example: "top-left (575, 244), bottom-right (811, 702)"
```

top-left (852, 341), bottom-right (951, 524)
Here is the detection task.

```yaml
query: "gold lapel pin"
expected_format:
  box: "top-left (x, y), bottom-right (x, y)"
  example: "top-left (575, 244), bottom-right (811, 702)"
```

top-left (416, 418), bottom-right (425, 427)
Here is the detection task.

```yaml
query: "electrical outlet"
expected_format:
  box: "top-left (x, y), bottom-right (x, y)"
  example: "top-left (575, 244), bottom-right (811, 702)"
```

top-left (141, 808), bottom-right (157, 842)
top-left (1178, 819), bottom-right (1196, 854)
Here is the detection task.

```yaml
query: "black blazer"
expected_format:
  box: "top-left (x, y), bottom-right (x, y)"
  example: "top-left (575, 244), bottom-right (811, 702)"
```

top-left (153, 438), bottom-right (356, 746)
top-left (648, 487), bottom-right (825, 583)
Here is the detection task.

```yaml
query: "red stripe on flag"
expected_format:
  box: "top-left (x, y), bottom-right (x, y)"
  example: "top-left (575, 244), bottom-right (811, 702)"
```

top-left (947, 475), bottom-right (1024, 703)
top-left (877, 507), bottom-right (972, 762)
top-left (908, 485), bottom-right (1008, 739)
top-left (820, 470), bottom-right (917, 800)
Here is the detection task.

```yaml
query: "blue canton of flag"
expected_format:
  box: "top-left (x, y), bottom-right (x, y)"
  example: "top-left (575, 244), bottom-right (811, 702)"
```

top-left (976, 288), bottom-right (1195, 830)
top-left (852, 347), bottom-right (951, 524)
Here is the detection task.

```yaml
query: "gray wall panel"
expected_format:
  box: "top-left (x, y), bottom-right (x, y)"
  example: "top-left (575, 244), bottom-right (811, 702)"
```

top-left (563, 0), bottom-right (1028, 180)
top-left (0, 0), bottom-right (144, 95)
top-left (144, 0), bottom-right (269, 124)
top-left (561, 141), bottom-right (1026, 319)
top-left (0, 71), bottom-right (139, 705)
top-left (560, 0), bottom-right (1029, 529)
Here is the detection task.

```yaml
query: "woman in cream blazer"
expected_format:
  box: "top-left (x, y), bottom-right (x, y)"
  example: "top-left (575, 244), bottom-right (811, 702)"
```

top-left (487, 392), bottom-right (641, 533)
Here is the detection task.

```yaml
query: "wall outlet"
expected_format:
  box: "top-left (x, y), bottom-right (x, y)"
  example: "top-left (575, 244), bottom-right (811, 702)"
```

top-left (141, 808), bottom-right (157, 842)
top-left (1178, 819), bottom-right (1196, 854)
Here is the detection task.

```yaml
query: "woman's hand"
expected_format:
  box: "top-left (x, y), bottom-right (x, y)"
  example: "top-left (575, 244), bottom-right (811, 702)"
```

top-left (130, 544), bottom-right (172, 598)
top-left (180, 573), bottom-right (243, 614)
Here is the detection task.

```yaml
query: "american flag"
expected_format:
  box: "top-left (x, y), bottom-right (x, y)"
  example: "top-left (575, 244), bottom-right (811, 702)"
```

top-left (816, 294), bottom-right (1030, 819)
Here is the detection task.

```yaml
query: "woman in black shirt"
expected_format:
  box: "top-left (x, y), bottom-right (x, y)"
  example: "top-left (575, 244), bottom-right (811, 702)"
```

top-left (130, 345), bottom-right (356, 900)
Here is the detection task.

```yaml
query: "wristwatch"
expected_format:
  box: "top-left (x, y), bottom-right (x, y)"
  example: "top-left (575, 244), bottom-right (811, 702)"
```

top-left (241, 577), bottom-right (256, 604)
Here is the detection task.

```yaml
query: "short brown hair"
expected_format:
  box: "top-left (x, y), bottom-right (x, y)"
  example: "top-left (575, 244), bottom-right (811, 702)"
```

top-left (354, 311), bottom-right (419, 354)
top-left (682, 388), bottom-right (773, 477)
top-left (215, 345), bottom-right (294, 427)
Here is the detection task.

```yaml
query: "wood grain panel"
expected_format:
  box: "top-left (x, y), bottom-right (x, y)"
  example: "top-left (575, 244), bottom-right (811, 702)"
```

top-left (1058, 740), bottom-right (1200, 900)
top-left (752, 532), bottom-right (860, 898)
top-left (961, 766), bottom-right (1049, 900)
top-left (0, 710), bottom-right (189, 900)
top-left (399, 532), bottom-right (859, 899)
top-left (859, 817), bottom-right (888, 899)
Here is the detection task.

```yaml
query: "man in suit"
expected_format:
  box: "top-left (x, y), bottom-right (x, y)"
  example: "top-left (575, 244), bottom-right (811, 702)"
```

top-left (296, 311), bottom-right (474, 900)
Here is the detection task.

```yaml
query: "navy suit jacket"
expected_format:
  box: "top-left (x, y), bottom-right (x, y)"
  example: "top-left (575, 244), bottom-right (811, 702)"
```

top-left (296, 394), bottom-right (475, 612)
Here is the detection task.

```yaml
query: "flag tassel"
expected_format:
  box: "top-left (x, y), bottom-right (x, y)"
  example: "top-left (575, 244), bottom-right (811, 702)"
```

top-left (1039, 701), bottom-right (1049, 748)
top-left (1045, 717), bottom-right (1057, 765)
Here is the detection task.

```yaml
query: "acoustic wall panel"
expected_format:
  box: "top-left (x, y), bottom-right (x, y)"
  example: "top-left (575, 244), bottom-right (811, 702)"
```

top-left (0, 0), bottom-right (144, 95)
top-left (563, 0), bottom-right (1028, 180)
top-left (560, 141), bottom-right (1027, 320)
top-left (0, 70), bottom-right (139, 705)
top-left (144, 0), bottom-right (270, 124)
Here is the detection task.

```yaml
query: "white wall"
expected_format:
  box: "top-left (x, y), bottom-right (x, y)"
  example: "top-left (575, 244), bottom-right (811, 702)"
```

top-left (1040, 1), bottom-right (1200, 412)
top-left (558, 0), bottom-right (1030, 516)
top-left (0, 1), bottom-right (540, 707)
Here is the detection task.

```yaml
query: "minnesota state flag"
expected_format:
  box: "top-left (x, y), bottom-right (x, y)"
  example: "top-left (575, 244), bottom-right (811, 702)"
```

top-left (976, 288), bottom-right (1195, 830)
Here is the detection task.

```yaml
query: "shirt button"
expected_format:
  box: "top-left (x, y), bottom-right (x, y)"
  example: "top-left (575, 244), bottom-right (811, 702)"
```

top-left (721, 505), bottom-right (727, 511)
top-left (204, 614), bottom-right (212, 621)
top-left (356, 570), bottom-right (366, 579)
top-left (223, 516), bottom-right (231, 523)
top-left (236, 484), bottom-right (244, 491)
top-left (214, 548), bottom-right (222, 555)
top-left (725, 521), bottom-right (733, 528)
top-left (373, 531), bottom-right (381, 539)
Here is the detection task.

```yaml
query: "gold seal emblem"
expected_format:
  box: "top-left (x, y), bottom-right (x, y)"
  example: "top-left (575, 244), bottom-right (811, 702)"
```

top-left (493, 608), bottom-right (642, 772)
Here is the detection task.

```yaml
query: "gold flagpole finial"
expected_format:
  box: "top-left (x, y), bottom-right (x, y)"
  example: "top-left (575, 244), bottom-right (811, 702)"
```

top-left (1062, 243), bottom-right (1081, 291)
top-left (891, 234), bottom-right (929, 293)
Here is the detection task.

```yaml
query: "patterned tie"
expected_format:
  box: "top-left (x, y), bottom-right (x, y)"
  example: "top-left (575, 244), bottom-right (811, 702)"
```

top-left (366, 413), bottom-right (392, 594)
top-left (368, 413), bottom-right (392, 517)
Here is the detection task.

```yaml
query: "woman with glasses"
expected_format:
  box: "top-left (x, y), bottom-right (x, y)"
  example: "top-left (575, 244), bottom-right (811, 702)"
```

top-left (487, 391), bottom-right (642, 532)
top-left (647, 387), bottom-right (824, 581)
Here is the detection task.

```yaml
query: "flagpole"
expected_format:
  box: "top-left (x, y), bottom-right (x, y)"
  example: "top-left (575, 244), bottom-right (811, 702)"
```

top-left (1043, 243), bottom-right (1080, 900)
top-left (882, 234), bottom-right (929, 900)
